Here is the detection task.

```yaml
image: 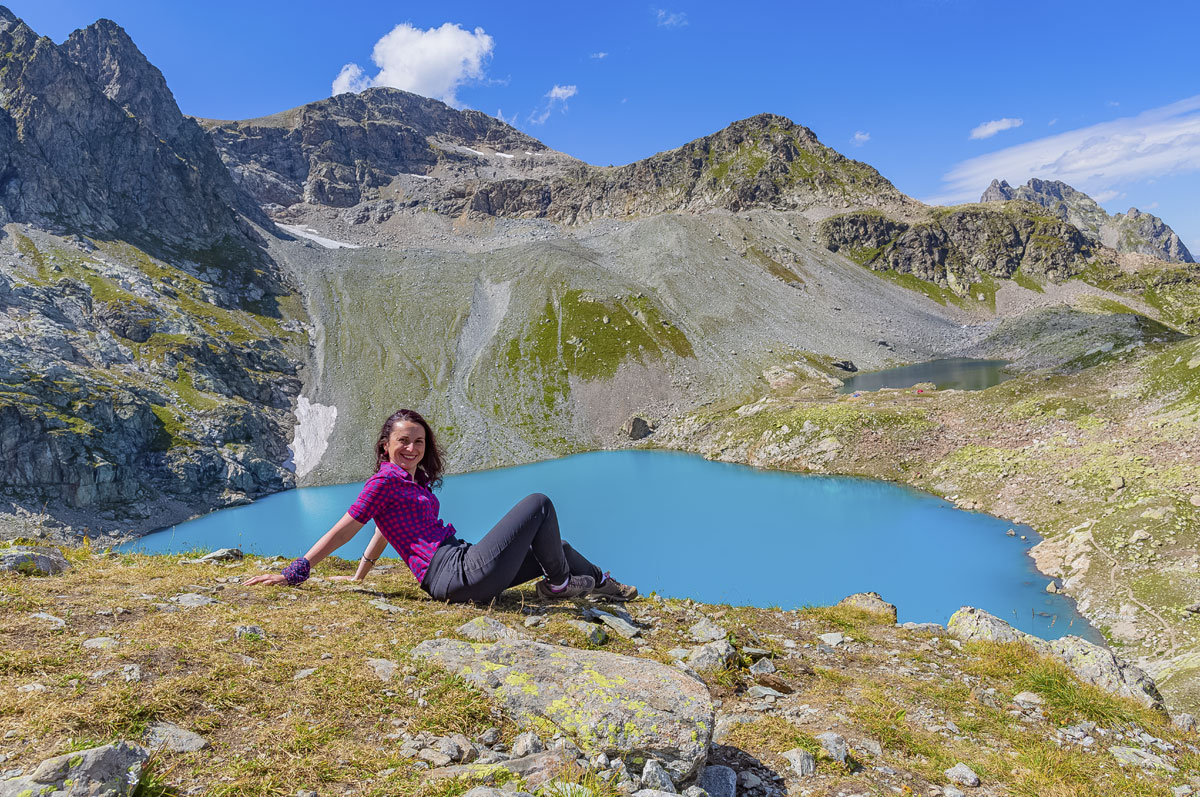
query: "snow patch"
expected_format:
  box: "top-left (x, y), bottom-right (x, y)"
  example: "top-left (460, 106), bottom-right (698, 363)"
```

top-left (463, 147), bottom-right (486, 157)
top-left (290, 397), bottom-right (338, 477)
top-left (524, 151), bottom-right (534, 155)
top-left (278, 224), bottom-right (361, 250)
top-left (410, 174), bottom-right (435, 181)
top-left (495, 152), bottom-right (514, 159)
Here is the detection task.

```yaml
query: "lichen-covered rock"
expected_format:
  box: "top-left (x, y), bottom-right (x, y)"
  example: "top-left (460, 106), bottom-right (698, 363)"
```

top-left (0, 545), bottom-right (70, 575)
top-left (0, 741), bottom-right (147, 796)
top-left (835, 591), bottom-right (897, 623)
top-left (948, 606), bottom-right (1163, 708)
top-left (410, 637), bottom-right (713, 781)
top-left (456, 617), bottom-right (522, 642)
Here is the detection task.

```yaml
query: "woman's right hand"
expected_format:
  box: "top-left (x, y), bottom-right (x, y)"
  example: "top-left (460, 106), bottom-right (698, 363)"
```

top-left (244, 573), bottom-right (288, 587)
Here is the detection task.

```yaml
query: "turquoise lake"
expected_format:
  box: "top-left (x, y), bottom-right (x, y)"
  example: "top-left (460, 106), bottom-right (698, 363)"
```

top-left (124, 450), bottom-right (1097, 642)
top-left (839, 357), bottom-right (1013, 393)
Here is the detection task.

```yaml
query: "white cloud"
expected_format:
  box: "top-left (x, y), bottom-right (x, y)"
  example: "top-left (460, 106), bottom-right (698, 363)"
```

top-left (926, 96), bottom-right (1200, 206)
top-left (331, 22), bottom-right (494, 107)
top-left (851, 131), bottom-right (870, 147)
top-left (529, 84), bottom-right (578, 125)
top-left (655, 9), bottom-right (688, 27)
top-left (495, 108), bottom-right (518, 126)
top-left (590, 51), bottom-right (608, 59)
top-left (1092, 189), bottom-right (1120, 202)
top-left (969, 117), bottom-right (1024, 140)
top-left (1048, 118), bottom-right (1058, 126)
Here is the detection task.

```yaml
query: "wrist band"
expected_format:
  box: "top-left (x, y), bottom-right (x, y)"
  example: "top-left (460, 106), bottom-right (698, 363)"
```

top-left (281, 557), bottom-right (311, 585)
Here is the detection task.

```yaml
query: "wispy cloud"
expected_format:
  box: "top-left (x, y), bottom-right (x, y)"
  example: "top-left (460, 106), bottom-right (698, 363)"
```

top-left (851, 131), bottom-right (870, 147)
top-left (655, 8), bottom-right (689, 27)
top-left (332, 22), bottom-right (494, 107)
top-left (1092, 189), bottom-right (1120, 202)
top-left (927, 95), bottom-right (1200, 206)
top-left (969, 117), bottom-right (1023, 140)
top-left (495, 108), bottom-right (518, 126)
top-left (529, 84), bottom-right (578, 125)
top-left (590, 51), bottom-right (608, 59)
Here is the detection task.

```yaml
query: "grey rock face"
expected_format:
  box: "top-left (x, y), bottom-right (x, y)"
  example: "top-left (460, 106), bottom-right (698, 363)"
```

top-left (410, 637), bottom-right (713, 781)
top-left (622, 415), bottom-right (655, 440)
top-left (456, 617), bottom-right (521, 642)
top-left (0, 741), bottom-right (147, 796)
top-left (948, 606), bottom-right (1163, 707)
top-left (1, 545), bottom-right (70, 575)
top-left (980, 178), bottom-right (1192, 263)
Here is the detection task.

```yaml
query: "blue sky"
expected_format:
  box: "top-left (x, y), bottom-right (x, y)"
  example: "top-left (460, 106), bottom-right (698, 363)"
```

top-left (12, 0), bottom-right (1200, 254)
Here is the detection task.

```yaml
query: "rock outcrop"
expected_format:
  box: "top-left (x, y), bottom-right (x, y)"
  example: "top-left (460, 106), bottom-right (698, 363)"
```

top-left (981, 179), bottom-right (1193, 263)
top-left (948, 606), bottom-right (1163, 708)
top-left (0, 741), bottom-right (147, 796)
top-left (818, 202), bottom-right (1096, 290)
top-left (411, 635), bottom-right (714, 782)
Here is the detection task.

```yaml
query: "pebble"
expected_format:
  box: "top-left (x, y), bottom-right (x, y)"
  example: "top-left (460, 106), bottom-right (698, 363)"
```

top-left (235, 625), bottom-right (266, 639)
top-left (366, 658), bottom-right (398, 682)
top-left (781, 748), bottom-right (815, 777)
top-left (511, 731), bottom-right (544, 758)
top-left (748, 657), bottom-right (776, 676)
top-left (30, 612), bottom-right (65, 627)
top-left (689, 618), bottom-right (726, 643)
top-left (82, 636), bottom-right (119, 651)
top-left (815, 732), bottom-right (848, 764)
top-left (145, 721), bottom-right (209, 753)
top-left (293, 668), bottom-right (317, 681)
top-left (818, 632), bottom-right (846, 647)
top-left (170, 593), bottom-right (217, 609)
top-left (945, 762), bottom-right (981, 787)
top-left (567, 620), bottom-right (607, 645)
top-left (641, 759), bottom-right (676, 793)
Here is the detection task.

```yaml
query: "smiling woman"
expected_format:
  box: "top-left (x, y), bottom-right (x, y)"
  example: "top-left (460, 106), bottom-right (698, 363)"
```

top-left (245, 408), bottom-right (638, 604)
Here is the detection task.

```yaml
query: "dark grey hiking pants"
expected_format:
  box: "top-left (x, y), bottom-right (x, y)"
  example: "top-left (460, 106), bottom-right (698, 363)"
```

top-left (419, 493), bottom-right (603, 604)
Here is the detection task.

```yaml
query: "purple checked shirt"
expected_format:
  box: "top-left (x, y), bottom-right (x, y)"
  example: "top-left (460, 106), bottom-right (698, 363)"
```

top-left (347, 462), bottom-right (455, 583)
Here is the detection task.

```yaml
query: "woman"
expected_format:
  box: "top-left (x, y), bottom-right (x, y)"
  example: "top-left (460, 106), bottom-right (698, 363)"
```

top-left (246, 409), bottom-right (637, 603)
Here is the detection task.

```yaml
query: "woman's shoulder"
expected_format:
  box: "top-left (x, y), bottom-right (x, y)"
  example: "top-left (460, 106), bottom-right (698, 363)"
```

top-left (367, 463), bottom-right (419, 489)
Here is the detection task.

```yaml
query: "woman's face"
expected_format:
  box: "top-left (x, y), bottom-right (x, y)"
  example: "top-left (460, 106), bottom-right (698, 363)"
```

top-left (385, 420), bottom-right (426, 477)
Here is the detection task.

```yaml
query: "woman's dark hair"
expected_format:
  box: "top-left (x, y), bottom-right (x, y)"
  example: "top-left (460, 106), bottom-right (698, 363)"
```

top-left (374, 409), bottom-right (444, 489)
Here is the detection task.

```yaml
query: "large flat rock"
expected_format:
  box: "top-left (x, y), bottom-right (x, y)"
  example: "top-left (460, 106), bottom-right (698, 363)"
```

top-left (411, 638), bottom-right (713, 781)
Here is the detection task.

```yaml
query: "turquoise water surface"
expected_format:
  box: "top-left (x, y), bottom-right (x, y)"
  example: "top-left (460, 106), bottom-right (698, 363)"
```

top-left (124, 450), bottom-right (1096, 641)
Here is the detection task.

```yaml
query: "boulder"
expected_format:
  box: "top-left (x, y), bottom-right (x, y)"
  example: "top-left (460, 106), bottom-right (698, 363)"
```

top-left (687, 640), bottom-right (737, 672)
top-left (948, 607), bottom-right (1163, 708)
top-left (411, 638), bottom-right (713, 781)
top-left (622, 415), bottom-right (655, 440)
top-left (698, 765), bottom-right (736, 797)
top-left (781, 748), bottom-right (816, 777)
top-left (1, 545), bottom-right (70, 576)
top-left (835, 592), bottom-right (897, 623)
top-left (0, 741), bottom-right (147, 796)
top-left (426, 749), bottom-right (576, 789)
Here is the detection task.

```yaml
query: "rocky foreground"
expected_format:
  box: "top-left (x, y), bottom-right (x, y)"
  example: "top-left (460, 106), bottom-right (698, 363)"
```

top-left (3, 545), bottom-right (1200, 796)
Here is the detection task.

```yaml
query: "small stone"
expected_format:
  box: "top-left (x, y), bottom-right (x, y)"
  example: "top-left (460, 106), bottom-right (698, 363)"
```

top-left (741, 646), bottom-right (771, 660)
top-left (1013, 691), bottom-right (1045, 709)
top-left (457, 617), bottom-right (518, 641)
top-left (145, 721), bottom-right (209, 752)
top-left (511, 731), bottom-right (544, 758)
top-left (370, 599), bottom-right (406, 613)
top-left (171, 593), bottom-right (217, 609)
top-left (1109, 745), bottom-right (1177, 771)
top-left (944, 788), bottom-right (966, 797)
top-left (687, 640), bottom-right (736, 671)
top-left (1006, 529), bottom-right (1016, 537)
top-left (735, 770), bottom-right (761, 789)
top-left (698, 765), bottom-right (736, 797)
top-left (83, 636), bottom-right (119, 651)
top-left (524, 615), bottom-right (547, 628)
top-left (754, 673), bottom-right (794, 694)
top-left (641, 759), bottom-right (676, 792)
top-left (746, 685), bottom-right (784, 700)
top-left (235, 625), bottom-right (266, 639)
top-left (945, 762), bottom-right (981, 786)
top-left (30, 612), bottom-right (66, 627)
top-left (1190, 495), bottom-right (1200, 508)
top-left (16, 683), bottom-right (47, 693)
top-left (568, 620), bottom-right (607, 645)
top-left (293, 668), bottom-right (317, 681)
top-left (689, 618), bottom-right (726, 643)
top-left (1130, 530), bottom-right (1152, 544)
top-left (748, 657), bottom-right (776, 676)
top-left (418, 748), bottom-right (453, 767)
top-left (477, 727), bottom-right (501, 746)
top-left (121, 664), bottom-right (142, 683)
top-left (1110, 476), bottom-right (1126, 490)
top-left (667, 648), bottom-right (691, 660)
top-left (856, 738), bottom-right (883, 758)
top-left (366, 658), bottom-right (398, 682)
top-left (1046, 581), bottom-right (1060, 594)
top-left (818, 632), bottom-right (846, 647)
top-left (1173, 712), bottom-right (1196, 732)
top-left (816, 732), bottom-right (848, 764)
top-left (682, 787), bottom-right (707, 797)
top-left (781, 747), bottom-right (815, 777)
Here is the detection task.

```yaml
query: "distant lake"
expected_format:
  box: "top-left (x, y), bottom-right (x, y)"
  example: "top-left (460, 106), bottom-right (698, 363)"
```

top-left (839, 358), bottom-right (1013, 393)
top-left (124, 450), bottom-right (1096, 642)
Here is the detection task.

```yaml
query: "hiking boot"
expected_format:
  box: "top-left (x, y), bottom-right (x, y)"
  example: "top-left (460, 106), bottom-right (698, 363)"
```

top-left (590, 572), bottom-right (638, 601)
top-left (536, 574), bottom-right (595, 600)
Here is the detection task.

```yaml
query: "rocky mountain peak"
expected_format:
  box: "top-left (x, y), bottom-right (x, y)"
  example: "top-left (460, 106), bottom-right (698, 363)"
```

top-left (980, 177), bottom-right (1193, 263)
top-left (63, 17), bottom-right (186, 143)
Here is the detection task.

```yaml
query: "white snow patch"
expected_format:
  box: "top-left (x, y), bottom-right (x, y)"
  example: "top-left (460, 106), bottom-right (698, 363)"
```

top-left (278, 224), bottom-right (361, 250)
top-left (524, 151), bottom-right (534, 155)
top-left (495, 152), bottom-right (514, 159)
top-left (463, 147), bottom-right (486, 157)
top-left (410, 174), bottom-right (435, 180)
top-left (290, 397), bottom-right (338, 478)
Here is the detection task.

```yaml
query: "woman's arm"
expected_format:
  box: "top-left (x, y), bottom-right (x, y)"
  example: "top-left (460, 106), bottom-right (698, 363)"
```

top-left (330, 529), bottom-right (389, 583)
top-left (245, 512), bottom-right (365, 587)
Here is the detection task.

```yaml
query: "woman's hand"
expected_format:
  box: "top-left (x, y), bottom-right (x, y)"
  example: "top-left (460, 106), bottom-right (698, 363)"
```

top-left (244, 573), bottom-right (289, 587)
top-left (327, 575), bottom-right (364, 583)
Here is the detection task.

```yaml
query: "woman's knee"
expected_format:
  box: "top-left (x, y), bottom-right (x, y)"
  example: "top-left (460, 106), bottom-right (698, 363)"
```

top-left (524, 492), bottom-right (552, 514)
